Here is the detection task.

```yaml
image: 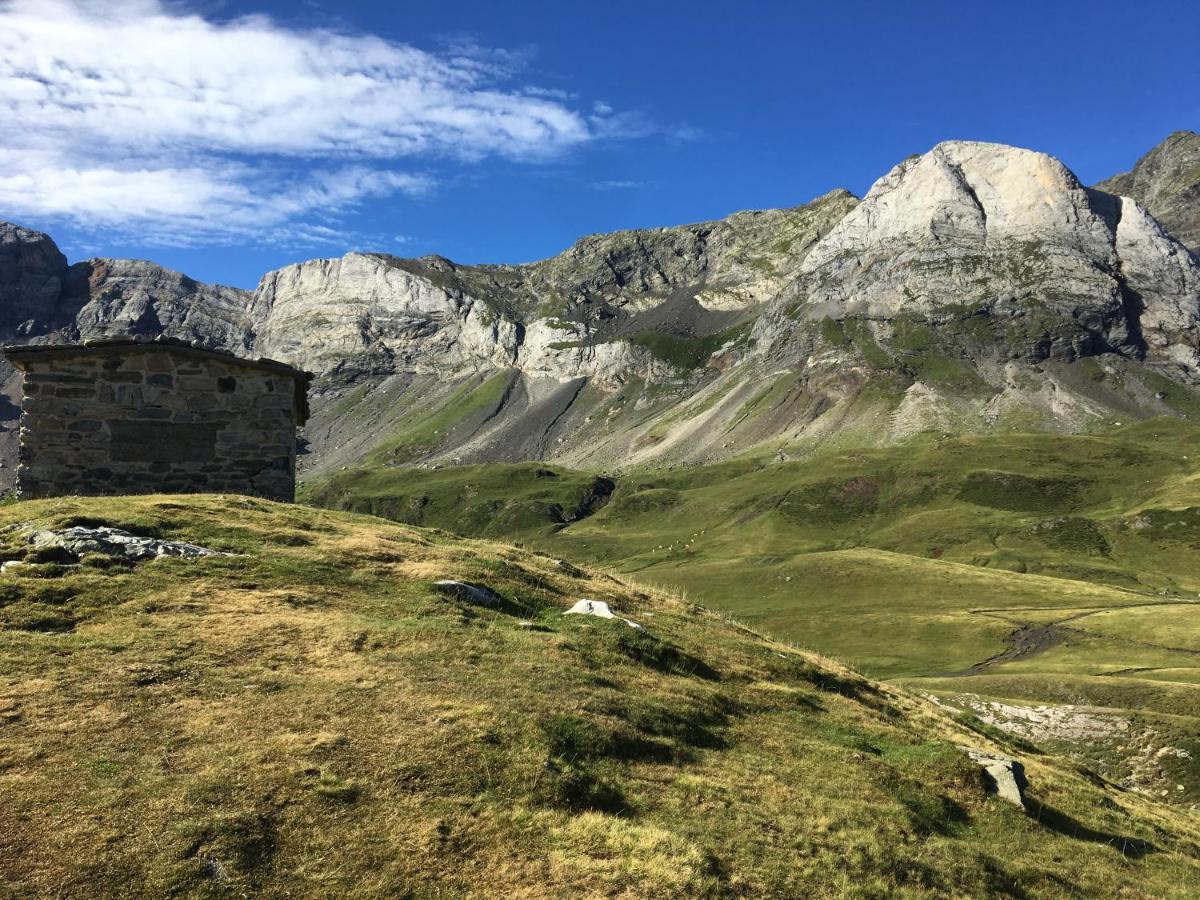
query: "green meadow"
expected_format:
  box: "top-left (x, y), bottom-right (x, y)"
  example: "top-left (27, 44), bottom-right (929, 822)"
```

top-left (305, 419), bottom-right (1200, 801)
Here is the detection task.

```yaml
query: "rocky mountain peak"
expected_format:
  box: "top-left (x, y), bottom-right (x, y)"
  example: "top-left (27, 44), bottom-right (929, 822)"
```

top-left (1097, 130), bottom-right (1200, 255)
top-left (756, 140), bottom-right (1200, 374)
top-left (2, 134), bottom-right (1199, 476)
top-left (0, 222), bottom-right (69, 335)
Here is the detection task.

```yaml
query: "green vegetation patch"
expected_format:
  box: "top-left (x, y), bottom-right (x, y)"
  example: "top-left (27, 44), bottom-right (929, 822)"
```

top-left (626, 322), bottom-right (751, 370)
top-left (369, 371), bottom-right (512, 465)
top-left (957, 470), bottom-right (1085, 513)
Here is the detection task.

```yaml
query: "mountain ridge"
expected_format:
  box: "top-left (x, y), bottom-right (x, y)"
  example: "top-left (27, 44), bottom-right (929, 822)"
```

top-left (2, 136), bottom-right (1199, 481)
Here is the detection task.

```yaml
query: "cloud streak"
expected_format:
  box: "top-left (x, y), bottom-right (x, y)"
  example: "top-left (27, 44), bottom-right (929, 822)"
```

top-left (0, 0), bottom-right (597, 244)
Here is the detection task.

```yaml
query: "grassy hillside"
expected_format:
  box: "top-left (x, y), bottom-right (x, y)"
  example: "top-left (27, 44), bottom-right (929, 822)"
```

top-left (1, 495), bottom-right (1199, 896)
top-left (303, 420), bottom-right (1200, 804)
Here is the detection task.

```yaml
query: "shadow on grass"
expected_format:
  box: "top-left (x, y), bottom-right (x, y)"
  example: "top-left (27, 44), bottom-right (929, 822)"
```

top-left (1025, 798), bottom-right (1158, 859)
top-left (612, 628), bottom-right (720, 680)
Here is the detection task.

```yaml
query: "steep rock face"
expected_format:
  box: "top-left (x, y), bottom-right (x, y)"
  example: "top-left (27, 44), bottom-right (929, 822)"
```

top-left (756, 141), bottom-right (1200, 372)
top-left (249, 252), bottom-right (521, 379)
top-left (525, 190), bottom-right (859, 314)
top-left (0, 223), bottom-right (69, 336)
top-left (1098, 131), bottom-right (1200, 255)
top-left (249, 190), bottom-right (857, 388)
top-left (3, 136), bottom-right (1200, 477)
top-left (0, 225), bottom-right (254, 349)
top-left (61, 258), bottom-right (253, 350)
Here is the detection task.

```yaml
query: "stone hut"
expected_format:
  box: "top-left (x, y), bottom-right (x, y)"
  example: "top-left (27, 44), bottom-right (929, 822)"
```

top-left (2, 337), bottom-right (312, 502)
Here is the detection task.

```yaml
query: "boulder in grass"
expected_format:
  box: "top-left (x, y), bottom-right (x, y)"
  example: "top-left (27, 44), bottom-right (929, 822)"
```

top-left (563, 599), bottom-right (643, 629)
top-left (434, 580), bottom-right (503, 607)
top-left (964, 747), bottom-right (1028, 810)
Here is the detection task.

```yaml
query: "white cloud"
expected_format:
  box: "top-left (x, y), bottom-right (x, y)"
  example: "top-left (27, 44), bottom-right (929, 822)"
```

top-left (589, 179), bottom-right (646, 191)
top-left (0, 0), bottom-right (598, 244)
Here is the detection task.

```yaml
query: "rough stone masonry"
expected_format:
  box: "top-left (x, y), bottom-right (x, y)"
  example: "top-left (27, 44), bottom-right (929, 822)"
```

top-left (2, 337), bottom-right (311, 502)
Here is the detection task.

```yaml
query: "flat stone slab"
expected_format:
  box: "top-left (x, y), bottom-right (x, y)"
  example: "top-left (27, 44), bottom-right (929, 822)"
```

top-left (21, 526), bottom-right (225, 562)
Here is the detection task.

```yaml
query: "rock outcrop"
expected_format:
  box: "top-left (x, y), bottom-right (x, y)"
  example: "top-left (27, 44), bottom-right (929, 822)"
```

top-left (61, 258), bottom-right (253, 351)
top-left (0, 226), bottom-right (253, 348)
top-left (249, 252), bottom-right (521, 379)
top-left (18, 525), bottom-right (224, 562)
top-left (963, 747), bottom-right (1028, 809)
top-left (756, 140), bottom-right (1200, 373)
top-left (0, 223), bottom-right (69, 336)
top-left (1098, 131), bottom-right (1200, 256)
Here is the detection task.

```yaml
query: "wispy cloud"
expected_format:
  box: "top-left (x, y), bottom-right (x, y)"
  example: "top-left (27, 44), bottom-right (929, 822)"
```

top-left (589, 180), bottom-right (647, 191)
top-left (0, 0), bottom-right (601, 245)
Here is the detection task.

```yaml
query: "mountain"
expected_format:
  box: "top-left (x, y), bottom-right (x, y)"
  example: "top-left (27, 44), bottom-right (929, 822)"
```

top-left (2, 137), bottom-right (1199, 480)
top-left (1097, 130), bottom-right (1200, 255)
top-left (2, 493), bottom-right (1197, 895)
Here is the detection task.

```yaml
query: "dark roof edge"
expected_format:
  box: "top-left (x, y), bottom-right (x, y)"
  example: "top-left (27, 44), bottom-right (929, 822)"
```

top-left (2, 336), bottom-right (312, 382)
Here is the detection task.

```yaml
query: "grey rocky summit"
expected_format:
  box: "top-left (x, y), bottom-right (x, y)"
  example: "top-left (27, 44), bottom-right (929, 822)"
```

top-left (1097, 131), bottom-right (1200, 256)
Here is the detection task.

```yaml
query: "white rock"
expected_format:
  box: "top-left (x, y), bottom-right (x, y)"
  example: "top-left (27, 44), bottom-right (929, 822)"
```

top-left (563, 599), bottom-right (643, 629)
top-left (755, 140), bottom-right (1200, 373)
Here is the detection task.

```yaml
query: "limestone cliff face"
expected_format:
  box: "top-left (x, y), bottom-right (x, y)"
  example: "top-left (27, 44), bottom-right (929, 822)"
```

top-left (755, 141), bottom-right (1200, 373)
top-left (524, 189), bottom-right (859, 313)
top-left (248, 252), bottom-right (521, 379)
top-left (1098, 131), bottom-right (1200, 255)
top-left (61, 258), bottom-right (253, 351)
top-left (245, 189), bottom-right (857, 387)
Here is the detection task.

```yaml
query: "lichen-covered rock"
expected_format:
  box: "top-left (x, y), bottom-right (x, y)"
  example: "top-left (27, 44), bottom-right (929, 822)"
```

top-left (22, 526), bottom-right (223, 561)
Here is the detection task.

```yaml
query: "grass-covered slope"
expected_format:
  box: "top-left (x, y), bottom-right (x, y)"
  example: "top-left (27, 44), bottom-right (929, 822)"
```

top-left (305, 420), bottom-right (1200, 664)
top-left (2, 496), bottom-right (1198, 896)
top-left (304, 420), bottom-right (1200, 805)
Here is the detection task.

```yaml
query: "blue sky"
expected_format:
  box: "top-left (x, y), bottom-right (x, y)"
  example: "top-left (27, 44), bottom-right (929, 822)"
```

top-left (1, 0), bottom-right (1196, 288)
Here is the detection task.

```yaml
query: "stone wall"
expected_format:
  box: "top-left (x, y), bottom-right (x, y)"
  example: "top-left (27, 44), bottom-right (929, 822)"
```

top-left (14, 347), bottom-right (300, 501)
